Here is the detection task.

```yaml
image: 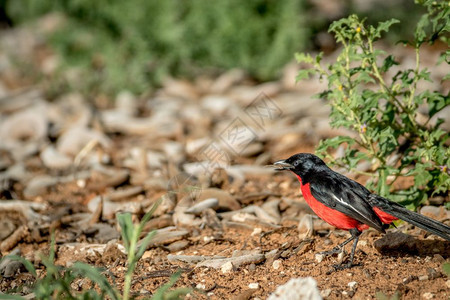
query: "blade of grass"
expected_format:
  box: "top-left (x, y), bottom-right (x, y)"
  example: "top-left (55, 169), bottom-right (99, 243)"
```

top-left (72, 262), bottom-right (120, 300)
top-left (0, 293), bottom-right (27, 300)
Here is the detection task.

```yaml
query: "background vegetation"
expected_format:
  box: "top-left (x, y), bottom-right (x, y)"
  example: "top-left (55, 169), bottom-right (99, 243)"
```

top-left (0, 0), bottom-right (425, 96)
top-left (297, 0), bottom-right (449, 209)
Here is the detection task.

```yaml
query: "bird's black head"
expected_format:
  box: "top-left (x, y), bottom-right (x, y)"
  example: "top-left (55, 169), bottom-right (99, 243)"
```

top-left (274, 153), bottom-right (328, 180)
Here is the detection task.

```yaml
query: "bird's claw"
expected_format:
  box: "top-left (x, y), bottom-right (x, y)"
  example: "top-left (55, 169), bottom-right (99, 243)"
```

top-left (326, 262), bottom-right (362, 274)
top-left (319, 246), bottom-right (343, 256)
top-left (332, 262), bottom-right (352, 270)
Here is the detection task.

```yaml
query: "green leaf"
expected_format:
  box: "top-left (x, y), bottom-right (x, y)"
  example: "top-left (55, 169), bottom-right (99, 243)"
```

top-left (151, 271), bottom-right (191, 300)
top-left (373, 19), bottom-right (400, 39)
top-left (296, 69), bottom-right (315, 81)
top-left (442, 73), bottom-right (450, 81)
top-left (318, 136), bottom-right (356, 151)
top-left (117, 212), bottom-right (134, 251)
top-left (141, 197), bottom-right (164, 227)
top-left (414, 164), bottom-right (433, 187)
top-left (72, 262), bottom-right (120, 300)
top-left (295, 52), bottom-right (314, 64)
top-left (443, 262), bottom-right (450, 277)
top-left (380, 55), bottom-right (399, 73)
top-left (418, 68), bottom-right (432, 82)
top-left (0, 293), bottom-right (27, 300)
top-left (415, 14), bottom-right (429, 44)
top-left (428, 94), bottom-right (450, 117)
top-left (135, 230), bottom-right (157, 262)
top-left (357, 70), bottom-right (376, 84)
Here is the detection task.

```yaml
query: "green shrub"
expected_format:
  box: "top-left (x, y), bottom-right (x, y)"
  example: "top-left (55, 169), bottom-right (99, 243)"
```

top-left (296, 0), bottom-right (449, 209)
top-left (5, 0), bottom-right (308, 96)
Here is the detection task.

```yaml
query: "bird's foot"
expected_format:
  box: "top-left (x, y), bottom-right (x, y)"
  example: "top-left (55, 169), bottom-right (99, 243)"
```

top-left (332, 262), bottom-right (353, 270)
top-left (326, 262), bottom-right (361, 274)
top-left (319, 246), bottom-right (343, 256)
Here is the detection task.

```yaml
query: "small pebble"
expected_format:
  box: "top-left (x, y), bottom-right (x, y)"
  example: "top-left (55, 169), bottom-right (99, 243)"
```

top-left (348, 281), bottom-right (357, 290)
top-left (195, 283), bottom-right (206, 290)
top-left (321, 289), bottom-right (332, 298)
top-left (422, 292), bottom-right (434, 299)
top-left (403, 276), bottom-right (417, 284)
top-left (323, 239), bottom-right (333, 246)
top-left (248, 263), bottom-right (256, 272)
top-left (363, 269), bottom-right (372, 279)
top-left (248, 282), bottom-right (259, 289)
top-left (418, 275), bottom-right (428, 281)
top-left (446, 280), bottom-right (450, 289)
top-left (433, 254), bottom-right (445, 263)
top-left (221, 261), bottom-right (234, 274)
top-left (315, 253), bottom-right (324, 263)
top-left (272, 259), bottom-right (282, 270)
top-left (203, 236), bottom-right (214, 243)
top-left (77, 179), bottom-right (86, 188)
top-left (251, 227), bottom-right (262, 236)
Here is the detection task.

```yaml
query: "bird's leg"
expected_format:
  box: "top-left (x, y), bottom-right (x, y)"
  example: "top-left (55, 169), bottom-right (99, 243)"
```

top-left (332, 228), bottom-right (362, 270)
top-left (319, 231), bottom-right (356, 256)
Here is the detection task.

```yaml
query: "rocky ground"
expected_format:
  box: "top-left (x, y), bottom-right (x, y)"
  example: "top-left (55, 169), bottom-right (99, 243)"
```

top-left (0, 16), bottom-right (449, 300)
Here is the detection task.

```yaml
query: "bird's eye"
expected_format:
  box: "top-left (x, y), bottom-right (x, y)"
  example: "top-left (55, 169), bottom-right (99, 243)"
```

top-left (293, 161), bottom-right (299, 167)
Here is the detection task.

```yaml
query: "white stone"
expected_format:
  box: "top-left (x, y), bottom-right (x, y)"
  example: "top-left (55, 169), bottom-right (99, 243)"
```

top-left (272, 259), bottom-right (282, 270)
top-left (320, 289), bottom-right (332, 298)
top-left (221, 261), bottom-right (234, 274)
top-left (248, 283), bottom-right (259, 289)
top-left (251, 227), bottom-right (262, 236)
top-left (315, 253), bottom-right (324, 263)
top-left (267, 277), bottom-right (322, 300)
top-left (348, 281), bottom-right (357, 290)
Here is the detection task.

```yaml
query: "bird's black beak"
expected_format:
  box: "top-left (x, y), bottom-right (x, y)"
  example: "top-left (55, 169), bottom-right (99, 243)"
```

top-left (273, 159), bottom-right (294, 171)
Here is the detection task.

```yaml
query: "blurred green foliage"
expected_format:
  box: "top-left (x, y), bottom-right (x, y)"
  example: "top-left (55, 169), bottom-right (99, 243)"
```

top-left (4, 0), bottom-right (308, 95)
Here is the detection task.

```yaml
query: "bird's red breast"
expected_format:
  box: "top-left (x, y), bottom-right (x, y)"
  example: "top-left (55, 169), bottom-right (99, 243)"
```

top-left (296, 175), bottom-right (369, 231)
top-left (295, 175), bottom-right (397, 230)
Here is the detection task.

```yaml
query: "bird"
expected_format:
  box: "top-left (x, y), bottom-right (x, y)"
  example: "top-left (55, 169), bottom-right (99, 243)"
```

top-left (274, 153), bottom-right (450, 270)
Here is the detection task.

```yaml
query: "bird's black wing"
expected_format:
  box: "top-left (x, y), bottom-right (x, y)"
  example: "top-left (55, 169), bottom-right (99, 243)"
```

top-left (308, 170), bottom-right (385, 232)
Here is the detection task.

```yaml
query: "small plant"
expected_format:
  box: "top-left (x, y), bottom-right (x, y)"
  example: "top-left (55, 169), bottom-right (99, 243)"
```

top-left (0, 198), bottom-right (190, 299)
top-left (1, 234), bottom-right (119, 299)
top-left (296, 0), bottom-right (449, 208)
top-left (117, 197), bottom-right (190, 300)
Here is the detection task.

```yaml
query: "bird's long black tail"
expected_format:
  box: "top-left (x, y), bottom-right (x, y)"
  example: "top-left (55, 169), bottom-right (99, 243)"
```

top-left (370, 195), bottom-right (450, 241)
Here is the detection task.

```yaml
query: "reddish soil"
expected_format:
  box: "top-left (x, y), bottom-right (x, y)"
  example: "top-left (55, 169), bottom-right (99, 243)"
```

top-left (1, 170), bottom-right (449, 299)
